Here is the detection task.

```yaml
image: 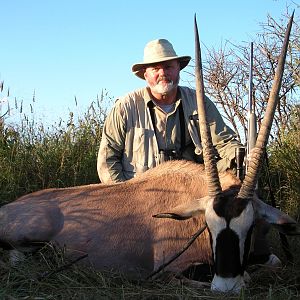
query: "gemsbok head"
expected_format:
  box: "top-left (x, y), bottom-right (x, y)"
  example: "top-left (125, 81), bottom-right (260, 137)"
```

top-left (191, 13), bottom-right (298, 292)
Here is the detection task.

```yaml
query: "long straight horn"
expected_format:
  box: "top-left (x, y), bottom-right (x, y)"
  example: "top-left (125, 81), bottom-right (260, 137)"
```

top-left (194, 15), bottom-right (222, 198)
top-left (238, 12), bottom-right (294, 199)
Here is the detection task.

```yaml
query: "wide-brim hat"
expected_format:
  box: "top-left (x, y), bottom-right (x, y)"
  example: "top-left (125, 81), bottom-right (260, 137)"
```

top-left (132, 39), bottom-right (191, 80)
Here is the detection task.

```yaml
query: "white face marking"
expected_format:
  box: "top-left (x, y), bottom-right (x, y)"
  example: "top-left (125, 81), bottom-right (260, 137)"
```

top-left (211, 274), bottom-right (246, 293)
top-left (229, 202), bottom-right (254, 265)
top-left (205, 199), bottom-right (226, 261)
top-left (205, 199), bottom-right (254, 293)
top-left (205, 200), bottom-right (254, 264)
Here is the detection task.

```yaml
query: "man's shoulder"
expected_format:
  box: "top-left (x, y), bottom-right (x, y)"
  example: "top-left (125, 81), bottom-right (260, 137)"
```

top-left (179, 86), bottom-right (214, 105)
top-left (179, 86), bottom-right (197, 102)
top-left (179, 85), bottom-right (195, 94)
top-left (178, 86), bottom-right (196, 105)
top-left (113, 87), bottom-right (148, 114)
top-left (117, 87), bottom-right (147, 104)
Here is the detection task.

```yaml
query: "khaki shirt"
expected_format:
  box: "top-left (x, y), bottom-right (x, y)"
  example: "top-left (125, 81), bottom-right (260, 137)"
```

top-left (97, 86), bottom-right (242, 183)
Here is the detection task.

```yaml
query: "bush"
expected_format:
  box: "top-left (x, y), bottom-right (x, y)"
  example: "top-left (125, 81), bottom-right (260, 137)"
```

top-left (267, 126), bottom-right (300, 219)
top-left (0, 99), bottom-right (108, 205)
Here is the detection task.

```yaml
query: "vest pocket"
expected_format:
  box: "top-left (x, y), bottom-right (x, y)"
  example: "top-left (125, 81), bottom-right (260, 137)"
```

top-left (123, 128), bottom-right (154, 175)
top-left (132, 128), bottom-right (148, 171)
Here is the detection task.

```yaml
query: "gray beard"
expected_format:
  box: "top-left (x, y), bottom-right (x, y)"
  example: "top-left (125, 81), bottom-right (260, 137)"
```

top-left (151, 81), bottom-right (175, 95)
top-left (149, 75), bottom-right (180, 95)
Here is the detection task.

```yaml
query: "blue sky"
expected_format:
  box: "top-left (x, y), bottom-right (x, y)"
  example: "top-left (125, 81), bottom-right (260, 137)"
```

top-left (0, 0), bottom-right (298, 125)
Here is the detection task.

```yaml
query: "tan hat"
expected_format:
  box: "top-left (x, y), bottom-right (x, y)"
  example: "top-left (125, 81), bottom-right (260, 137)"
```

top-left (132, 39), bottom-right (191, 80)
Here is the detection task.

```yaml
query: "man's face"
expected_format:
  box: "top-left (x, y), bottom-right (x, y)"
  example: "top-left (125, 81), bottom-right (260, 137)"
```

top-left (144, 60), bottom-right (180, 95)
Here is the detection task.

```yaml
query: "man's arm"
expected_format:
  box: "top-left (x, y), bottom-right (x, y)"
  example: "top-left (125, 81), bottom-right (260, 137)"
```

top-left (97, 101), bottom-right (127, 183)
top-left (206, 98), bottom-right (243, 171)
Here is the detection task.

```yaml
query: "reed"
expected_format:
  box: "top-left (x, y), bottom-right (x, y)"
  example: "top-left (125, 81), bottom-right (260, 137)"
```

top-left (0, 93), bottom-right (110, 205)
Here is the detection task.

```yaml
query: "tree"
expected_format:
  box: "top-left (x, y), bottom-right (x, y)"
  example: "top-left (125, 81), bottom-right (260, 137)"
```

top-left (194, 10), bottom-right (300, 144)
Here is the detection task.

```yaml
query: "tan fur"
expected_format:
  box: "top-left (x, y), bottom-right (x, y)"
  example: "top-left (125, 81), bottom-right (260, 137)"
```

top-left (0, 160), bottom-right (240, 277)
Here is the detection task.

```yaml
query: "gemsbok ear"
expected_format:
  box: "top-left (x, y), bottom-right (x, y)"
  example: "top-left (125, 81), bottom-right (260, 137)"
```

top-left (254, 197), bottom-right (300, 235)
top-left (153, 197), bottom-right (212, 220)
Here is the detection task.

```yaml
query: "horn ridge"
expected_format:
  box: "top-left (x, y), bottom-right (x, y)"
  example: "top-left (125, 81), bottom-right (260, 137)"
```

top-left (238, 12), bottom-right (294, 199)
top-left (194, 15), bottom-right (222, 198)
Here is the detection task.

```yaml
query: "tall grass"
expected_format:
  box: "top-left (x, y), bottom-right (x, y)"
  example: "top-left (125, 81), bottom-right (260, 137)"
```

top-left (0, 92), bottom-right (110, 205)
top-left (262, 108), bottom-right (300, 220)
top-left (0, 96), bottom-right (299, 299)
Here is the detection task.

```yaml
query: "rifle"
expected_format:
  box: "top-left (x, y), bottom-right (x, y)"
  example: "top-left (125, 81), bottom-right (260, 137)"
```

top-left (235, 42), bottom-right (257, 181)
top-left (246, 42), bottom-right (257, 165)
top-left (235, 43), bottom-right (256, 181)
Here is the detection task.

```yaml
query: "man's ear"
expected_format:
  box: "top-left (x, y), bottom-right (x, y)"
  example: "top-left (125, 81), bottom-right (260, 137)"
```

top-left (153, 196), bottom-right (212, 220)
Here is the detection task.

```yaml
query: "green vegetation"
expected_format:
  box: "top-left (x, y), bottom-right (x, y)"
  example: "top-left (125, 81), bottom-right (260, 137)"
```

top-left (0, 101), bottom-right (299, 299)
top-left (267, 107), bottom-right (300, 219)
top-left (0, 97), bottom-right (107, 206)
top-left (0, 237), bottom-right (299, 299)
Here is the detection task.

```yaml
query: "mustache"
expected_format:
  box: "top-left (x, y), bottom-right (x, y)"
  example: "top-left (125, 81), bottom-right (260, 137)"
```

top-left (157, 76), bottom-right (172, 84)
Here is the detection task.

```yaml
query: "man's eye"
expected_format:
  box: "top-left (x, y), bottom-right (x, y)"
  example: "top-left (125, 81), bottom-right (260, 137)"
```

top-left (166, 65), bottom-right (175, 70)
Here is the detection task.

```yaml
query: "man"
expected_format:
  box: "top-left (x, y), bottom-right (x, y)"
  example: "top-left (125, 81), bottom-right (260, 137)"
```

top-left (97, 39), bottom-right (242, 183)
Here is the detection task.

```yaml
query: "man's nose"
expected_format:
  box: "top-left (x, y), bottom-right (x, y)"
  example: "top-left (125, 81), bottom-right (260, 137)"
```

top-left (158, 67), bottom-right (167, 76)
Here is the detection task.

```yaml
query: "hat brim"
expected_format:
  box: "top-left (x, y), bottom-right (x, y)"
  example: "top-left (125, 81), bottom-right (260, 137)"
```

top-left (132, 56), bottom-right (191, 80)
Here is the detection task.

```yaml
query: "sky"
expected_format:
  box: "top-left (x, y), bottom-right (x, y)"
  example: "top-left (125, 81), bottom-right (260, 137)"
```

top-left (0, 0), bottom-right (299, 125)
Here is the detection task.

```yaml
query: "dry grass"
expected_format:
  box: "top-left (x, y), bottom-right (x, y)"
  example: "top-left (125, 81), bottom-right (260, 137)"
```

top-left (0, 97), bottom-right (299, 299)
top-left (0, 234), bottom-right (299, 300)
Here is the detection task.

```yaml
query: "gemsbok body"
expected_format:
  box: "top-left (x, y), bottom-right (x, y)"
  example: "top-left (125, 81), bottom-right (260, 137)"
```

top-left (0, 160), bottom-right (298, 293)
top-left (0, 14), bottom-right (299, 294)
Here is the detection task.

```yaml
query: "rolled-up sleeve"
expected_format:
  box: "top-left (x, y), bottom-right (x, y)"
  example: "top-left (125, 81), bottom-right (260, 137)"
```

top-left (206, 99), bottom-right (243, 170)
top-left (97, 100), bottom-right (127, 183)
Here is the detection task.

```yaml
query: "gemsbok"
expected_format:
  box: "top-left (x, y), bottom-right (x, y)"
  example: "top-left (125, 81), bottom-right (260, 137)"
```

top-left (0, 15), bottom-right (299, 293)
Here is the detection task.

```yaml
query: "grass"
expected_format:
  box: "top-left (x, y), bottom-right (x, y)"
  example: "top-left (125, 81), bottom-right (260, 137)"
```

top-left (0, 98), bottom-right (299, 299)
top-left (0, 92), bottom-right (111, 205)
top-left (0, 235), bottom-right (299, 299)
top-left (267, 126), bottom-right (300, 219)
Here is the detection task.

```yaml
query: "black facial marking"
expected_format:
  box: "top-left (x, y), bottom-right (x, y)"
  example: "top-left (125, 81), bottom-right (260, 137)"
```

top-left (213, 189), bottom-right (250, 224)
top-left (214, 228), bottom-right (242, 277)
top-left (209, 189), bottom-right (254, 278)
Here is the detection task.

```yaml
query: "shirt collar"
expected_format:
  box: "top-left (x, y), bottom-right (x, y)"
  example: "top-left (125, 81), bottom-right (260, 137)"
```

top-left (144, 86), bottom-right (182, 107)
